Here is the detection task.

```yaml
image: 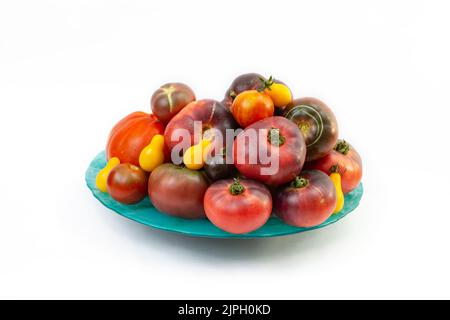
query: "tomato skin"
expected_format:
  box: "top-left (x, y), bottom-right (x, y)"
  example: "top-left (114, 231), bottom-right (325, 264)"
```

top-left (204, 179), bottom-right (272, 234)
top-left (204, 152), bottom-right (237, 181)
top-left (151, 83), bottom-right (195, 125)
top-left (231, 90), bottom-right (274, 128)
top-left (304, 141), bottom-right (362, 194)
top-left (106, 112), bottom-right (165, 166)
top-left (148, 163), bottom-right (210, 219)
top-left (283, 97), bottom-right (338, 161)
top-left (233, 116), bottom-right (306, 187)
top-left (107, 164), bottom-right (149, 204)
top-left (274, 170), bottom-right (337, 228)
top-left (222, 73), bottom-right (265, 109)
top-left (164, 99), bottom-right (238, 157)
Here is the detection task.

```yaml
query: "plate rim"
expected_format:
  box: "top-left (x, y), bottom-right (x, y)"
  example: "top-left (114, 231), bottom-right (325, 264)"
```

top-left (86, 151), bottom-right (363, 239)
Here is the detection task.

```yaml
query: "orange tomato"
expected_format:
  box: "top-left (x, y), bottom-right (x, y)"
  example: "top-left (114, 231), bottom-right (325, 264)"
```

top-left (106, 112), bottom-right (166, 166)
top-left (231, 90), bottom-right (274, 128)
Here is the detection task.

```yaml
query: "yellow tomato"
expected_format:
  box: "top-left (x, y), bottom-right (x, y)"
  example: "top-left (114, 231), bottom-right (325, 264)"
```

top-left (265, 82), bottom-right (292, 107)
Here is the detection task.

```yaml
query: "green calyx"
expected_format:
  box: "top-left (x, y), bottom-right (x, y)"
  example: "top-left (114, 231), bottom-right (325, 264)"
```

top-left (229, 178), bottom-right (245, 195)
top-left (329, 164), bottom-right (340, 174)
top-left (291, 176), bottom-right (309, 188)
top-left (259, 75), bottom-right (274, 92)
top-left (334, 139), bottom-right (350, 155)
top-left (268, 128), bottom-right (286, 146)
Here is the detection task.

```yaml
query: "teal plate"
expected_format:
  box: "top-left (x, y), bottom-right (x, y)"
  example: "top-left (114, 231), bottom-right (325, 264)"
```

top-left (86, 151), bottom-right (363, 238)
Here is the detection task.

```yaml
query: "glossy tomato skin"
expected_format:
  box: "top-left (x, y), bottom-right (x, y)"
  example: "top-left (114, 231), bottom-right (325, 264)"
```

top-left (231, 90), bottom-right (274, 128)
top-left (204, 151), bottom-right (237, 181)
top-left (233, 116), bottom-right (306, 187)
top-left (106, 112), bottom-right (165, 166)
top-left (164, 99), bottom-right (238, 158)
top-left (274, 170), bottom-right (337, 227)
top-left (304, 141), bottom-right (362, 194)
top-left (107, 163), bottom-right (149, 204)
top-left (151, 83), bottom-right (195, 125)
top-left (222, 73), bottom-right (265, 109)
top-left (204, 179), bottom-right (272, 234)
top-left (148, 163), bottom-right (210, 219)
top-left (283, 97), bottom-right (338, 161)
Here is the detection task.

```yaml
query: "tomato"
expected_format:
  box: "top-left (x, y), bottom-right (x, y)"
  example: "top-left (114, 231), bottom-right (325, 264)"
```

top-left (204, 178), bottom-right (272, 234)
top-left (283, 97), bottom-right (338, 161)
top-left (260, 76), bottom-right (292, 108)
top-left (222, 73), bottom-right (265, 109)
top-left (274, 170), bottom-right (337, 227)
top-left (164, 99), bottom-right (238, 158)
top-left (304, 140), bottom-right (362, 194)
top-left (233, 116), bottom-right (306, 187)
top-left (151, 82), bottom-right (195, 125)
top-left (231, 90), bottom-right (274, 128)
top-left (148, 163), bottom-right (210, 219)
top-left (106, 112), bottom-right (165, 166)
top-left (107, 163), bottom-right (149, 204)
top-left (204, 148), bottom-right (237, 181)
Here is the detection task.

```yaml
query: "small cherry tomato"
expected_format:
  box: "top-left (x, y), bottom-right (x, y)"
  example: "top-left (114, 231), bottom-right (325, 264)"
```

top-left (262, 76), bottom-right (292, 108)
top-left (107, 163), bottom-right (149, 204)
top-left (204, 178), bottom-right (272, 234)
top-left (231, 90), bottom-right (274, 128)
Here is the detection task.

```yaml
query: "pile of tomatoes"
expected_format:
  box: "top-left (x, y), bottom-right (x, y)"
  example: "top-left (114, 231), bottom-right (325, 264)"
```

top-left (96, 73), bottom-right (363, 234)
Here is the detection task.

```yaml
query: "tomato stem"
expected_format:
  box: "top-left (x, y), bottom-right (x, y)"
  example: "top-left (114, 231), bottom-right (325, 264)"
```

top-left (259, 75), bottom-right (274, 92)
top-left (329, 164), bottom-right (340, 174)
top-left (267, 128), bottom-right (285, 146)
top-left (291, 176), bottom-right (309, 188)
top-left (229, 178), bottom-right (245, 195)
top-left (334, 139), bottom-right (350, 155)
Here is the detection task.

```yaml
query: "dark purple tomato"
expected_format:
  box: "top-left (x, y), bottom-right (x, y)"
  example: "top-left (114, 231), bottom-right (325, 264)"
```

top-left (274, 170), bottom-right (336, 227)
top-left (151, 83), bottom-right (195, 125)
top-left (148, 163), bottom-right (210, 219)
top-left (283, 97), bottom-right (338, 161)
top-left (204, 148), bottom-right (237, 181)
top-left (107, 163), bottom-right (149, 204)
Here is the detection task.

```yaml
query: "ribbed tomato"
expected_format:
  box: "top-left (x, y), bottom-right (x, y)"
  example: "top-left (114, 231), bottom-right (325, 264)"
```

top-left (204, 178), bottom-right (272, 234)
top-left (106, 111), bottom-right (165, 166)
top-left (304, 140), bottom-right (362, 194)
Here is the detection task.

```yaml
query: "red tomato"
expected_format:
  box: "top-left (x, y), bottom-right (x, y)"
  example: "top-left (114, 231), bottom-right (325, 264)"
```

top-left (107, 164), bottom-right (149, 204)
top-left (148, 163), bottom-right (210, 219)
top-left (231, 90), bottom-right (274, 128)
top-left (304, 140), bottom-right (362, 194)
top-left (204, 178), bottom-right (272, 234)
top-left (274, 170), bottom-right (337, 227)
top-left (233, 116), bottom-right (306, 187)
top-left (106, 112), bottom-right (165, 166)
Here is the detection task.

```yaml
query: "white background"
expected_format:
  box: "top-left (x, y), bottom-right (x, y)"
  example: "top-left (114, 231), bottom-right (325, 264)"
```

top-left (1, 0), bottom-right (449, 299)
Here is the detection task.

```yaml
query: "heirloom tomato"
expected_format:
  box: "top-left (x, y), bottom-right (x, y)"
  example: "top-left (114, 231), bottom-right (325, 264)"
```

top-left (148, 163), bottom-right (210, 219)
top-left (107, 163), bottom-right (149, 204)
top-left (151, 82), bottom-right (195, 125)
top-left (233, 116), bottom-right (306, 187)
top-left (222, 73), bottom-right (266, 109)
top-left (304, 139), bottom-right (362, 194)
top-left (283, 97), bottom-right (338, 161)
top-left (274, 170), bottom-right (337, 227)
top-left (106, 112), bottom-right (165, 166)
top-left (231, 90), bottom-right (274, 128)
top-left (204, 178), bottom-right (272, 234)
top-left (204, 147), bottom-right (237, 181)
top-left (164, 99), bottom-right (238, 159)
